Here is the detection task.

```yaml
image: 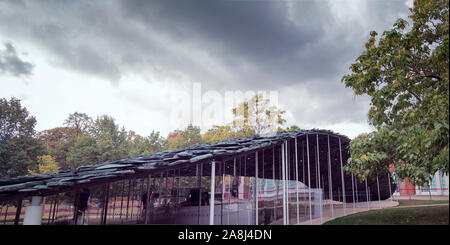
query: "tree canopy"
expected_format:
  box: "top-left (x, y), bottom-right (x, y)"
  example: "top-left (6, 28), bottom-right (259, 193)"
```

top-left (0, 98), bottom-right (46, 178)
top-left (232, 93), bottom-right (286, 136)
top-left (342, 0), bottom-right (449, 185)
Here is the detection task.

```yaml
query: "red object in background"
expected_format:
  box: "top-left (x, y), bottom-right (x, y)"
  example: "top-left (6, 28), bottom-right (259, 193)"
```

top-left (398, 178), bottom-right (416, 196)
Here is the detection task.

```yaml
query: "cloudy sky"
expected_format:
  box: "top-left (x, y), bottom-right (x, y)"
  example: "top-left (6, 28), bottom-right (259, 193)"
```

top-left (0, 0), bottom-right (413, 139)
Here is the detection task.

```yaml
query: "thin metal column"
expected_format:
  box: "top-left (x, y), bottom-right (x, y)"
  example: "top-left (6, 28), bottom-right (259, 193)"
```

top-left (47, 199), bottom-right (53, 224)
top-left (255, 151), bottom-right (259, 225)
top-left (365, 179), bottom-right (370, 210)
top-left (223, 160), bottom-right (226, 225)
top-left (144, 174), bottom-right (151, 224)
top-left (327, 135), bottom-right (334, 217)
top-left (119, 180), bottom-right (125, 220)
top-left (197, 164), bottom-right (202, 225)
top-left (377, 175), bottom-right (381, 209)
top-left (302, 141), bottom-right (306, 217)
top-left (210, 161), bottom-right (216, 225)
top-left (14, 199), bottom-right (22, 225)
top-left (355, 175), bottom-right (359, 207)
top-left (281, 143), bottom-right (286, 225)
top-left (227, 161), bottom-right (231, 225)
top-left (338, 137), bottom-right (346, 214)
top-left (351, 173), bottom-right (355, 211)
top-left (316, 134), bottom-right (322, 223)
top-left (295, 136), bottom-right (299, 224)
top-left (125, 179), bottom-right (132, 221)
top-left (233, 157), bottom-right (237, 225)
top-left (306, 135), bottom-right (312, 224)
top-left (273, 146), bottom-right (277, 221)
top-left (112, 185), bottom-right (117, 221)
top-left (51, 199), bottom-right (57, 224)
top-left (285, 140), bottom-right (289, 224)
top-left (102, 184), bottom-right (110, 225)
top-left (387, 173), bottom-right (392, 201)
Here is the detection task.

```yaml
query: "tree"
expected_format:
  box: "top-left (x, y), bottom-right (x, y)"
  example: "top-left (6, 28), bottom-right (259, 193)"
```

top-left (278, 125), bottom-right (301, 132)
top-left (231, 93), bottom-right (286, 136)
top-left (66, 135), bottom-right (98, 169)
top-left (28, 155), bottom-right (60, 175)
top-left (0, 97), bottom-right (46, 177)
top-left (341, 0), bottom-right (449, 185)
top-left (167, 124), bottom-right (201, 150)
top-left (64, 112), bottom-right (92, 137)
top-left (89, 115), bottom-right (129, 162)
top-left (128, 130), bottom-right (166, 157)
top-left (37, 127), bottom-right (77, 170)
top-left (201, 125), bottom-right (254, 144)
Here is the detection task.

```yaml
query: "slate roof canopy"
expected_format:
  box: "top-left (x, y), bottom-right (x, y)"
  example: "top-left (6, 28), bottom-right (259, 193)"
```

top-left (0, 129), bottom-right (350, 200)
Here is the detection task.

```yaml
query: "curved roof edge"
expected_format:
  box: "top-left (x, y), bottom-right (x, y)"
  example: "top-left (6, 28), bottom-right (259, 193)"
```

top-left (0, 129), bottom-right (350, 199)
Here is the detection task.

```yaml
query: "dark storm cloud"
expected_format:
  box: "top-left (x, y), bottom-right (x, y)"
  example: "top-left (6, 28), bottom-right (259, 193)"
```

top-left (0, 0), bottom-right (410, 88)
top-left (0, 42), bottom-right (34, 77)
top-left (0, 0), bottom-right (411, 128)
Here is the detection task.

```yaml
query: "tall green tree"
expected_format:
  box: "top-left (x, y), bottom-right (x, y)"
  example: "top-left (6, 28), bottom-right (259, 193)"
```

top-left (0, 97), bottom-right (45, 177)
top-left (342, 0), bottom-right (449, 185)
top-left (89, 115), bottom-right (129, 162)
top-left (66, 135), bottom-right (98, 169)
top-left (231, 93), bottom-right (286, 135)
top-left (38, 127), bottom-right (77, 170)
top-left (64, 112), bottom-right (92, 137)
top-left (167, 124), bottom-right (201, 150)
top-left (128, 130), bottom-right (166, 157)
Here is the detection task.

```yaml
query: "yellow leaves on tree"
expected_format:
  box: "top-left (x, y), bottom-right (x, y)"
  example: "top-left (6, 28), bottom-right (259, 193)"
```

top-left (28, 155), bottom-right (60, 175)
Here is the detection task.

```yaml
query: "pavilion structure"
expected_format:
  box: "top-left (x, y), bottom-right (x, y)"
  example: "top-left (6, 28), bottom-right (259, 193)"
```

top-left (0, 129), bottom-right (395, 225)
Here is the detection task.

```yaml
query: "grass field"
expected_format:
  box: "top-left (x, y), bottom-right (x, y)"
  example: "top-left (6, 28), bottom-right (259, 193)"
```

top-left (323, 203), bottom-right (449, 225)
top-left (397, 199), bottom-right (449, 206)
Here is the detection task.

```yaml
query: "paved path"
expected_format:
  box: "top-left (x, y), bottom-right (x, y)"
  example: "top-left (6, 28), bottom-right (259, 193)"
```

top-left (296, 200), bottom-right (399, 225)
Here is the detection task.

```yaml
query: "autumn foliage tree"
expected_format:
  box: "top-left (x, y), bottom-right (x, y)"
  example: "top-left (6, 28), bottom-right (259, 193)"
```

top-left (232, 93), bottom-right (286, 136)
top-left (0, 97), bottom-right (45, 178)
top-left (342, 0), bottom-right (449, 185)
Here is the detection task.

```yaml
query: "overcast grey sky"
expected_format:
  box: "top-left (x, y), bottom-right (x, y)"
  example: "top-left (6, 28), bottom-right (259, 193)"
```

top-left (0, 0), bottom-right (413, 139)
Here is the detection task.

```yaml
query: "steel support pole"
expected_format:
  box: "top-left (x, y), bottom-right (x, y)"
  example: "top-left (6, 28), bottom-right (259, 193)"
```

top-left (281, 143), bottom-right (286, 225)
top-left (112, 185), bottom-right (117, 221)
top-left (338, 138), bottom-right (346, 214)
top-left (197, 164), bottom-right (202, 225)
top-left (14, 199), bottom-right (22, 225)
top-left (255, 151), bottom-right (259, 225)
top-left (273, 146), bottom-right (276, 221)
top-left (285, 140), bottom-right (289, 224)
top-left (125, 179), bottom-right (132, 221)
top-left (355, 175), bottom-right (359, 207)
top-left (351, 173), bottom-right (355, 211)
top-left (295, 136), bottom-right (299, 224)
top-left (302, 141), bottom-right (306, 216)
top-left (306, 135), bottom-right (312, 224)
top-left (120, 180), bottom-right (125, 220)
top-left (102, 184), bottom-right (110, 225)
top-left (144, 174), bottom-right (151, 224)
top-left (365, 179), bottom-right (370, 210)
top-left (316, 134), bottom-right (322, 223)
top-left (327, 135), bottom-right (334, 217)
top-left (236, 158), bottom-right (239, 225)
top-left (387, 173), bottom-right (392, 201)
top-left (377, 175), bottom-right (381, 209)
top-left (210, 161), bottom-right (216, 225)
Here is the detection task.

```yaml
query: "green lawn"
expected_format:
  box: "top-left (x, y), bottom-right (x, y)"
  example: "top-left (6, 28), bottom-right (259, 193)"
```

top-left (397, 199), bottom-right (449, 206)
top-left (323, 205), bottom-right (449, 225)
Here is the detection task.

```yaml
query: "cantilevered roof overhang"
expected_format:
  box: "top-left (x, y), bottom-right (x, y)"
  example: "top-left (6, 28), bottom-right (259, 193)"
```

top-left (0, 129), bottom-right (350, 200)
